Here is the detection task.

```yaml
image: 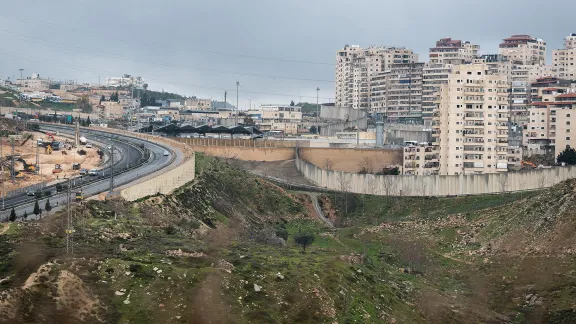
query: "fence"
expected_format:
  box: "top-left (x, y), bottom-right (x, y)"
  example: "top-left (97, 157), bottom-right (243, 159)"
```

top-left (176, 137), bottom-right (310, 148)
top-left (296, 152), bottom-right (576, 196)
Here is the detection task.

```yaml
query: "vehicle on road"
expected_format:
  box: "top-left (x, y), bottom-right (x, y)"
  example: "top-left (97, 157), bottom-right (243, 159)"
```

top-left (86, 143), bottom-right (92, 148)
top-left (163, 150), bottom-right (170, 156)
top-left (88, 169), bottom-right (99, 176)
top-left (56, 183), bottom-right (69, 192)
top-left (75, 192), bottom-right (83, 201)
top-left (79, 168), bottom-right (88, 176)
top-left (26, 190), bottom-right (35, 196)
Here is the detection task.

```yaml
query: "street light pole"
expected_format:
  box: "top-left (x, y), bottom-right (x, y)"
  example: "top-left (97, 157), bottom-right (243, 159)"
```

top-left (1, 137), bottom-right (4, 210)
top-left (236, 81), bottom-right (240, 127)
top-left (316, 87), bottom-right (320, 134)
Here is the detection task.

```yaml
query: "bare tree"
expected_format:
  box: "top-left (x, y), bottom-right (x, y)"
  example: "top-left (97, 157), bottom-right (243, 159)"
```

top-left (380, 176), bottom-right (396, 201)
top-left (322, 158), bottom-right (334, 171)
top-left (537, 174), bottom-right (547, 189)
top-left (498, 174), bottom-right (509, 194)
top-left (357, 156), bottom-right (375, 174)
top-left (337, 172), bottom-right (352, 215)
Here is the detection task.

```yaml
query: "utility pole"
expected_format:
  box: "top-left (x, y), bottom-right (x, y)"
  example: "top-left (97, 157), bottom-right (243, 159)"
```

top-left (236, 82), bottom-right (240, 126)
top-left (18, 69), bottom-right (24, 83)
top-left (35, 140), bottom-right (39, 175)
top-left (1, 136), bottom-right (4, 210)
top-left (316, 87), bottom-right (320, 134)
top-left (10, 139), bottom-right (15, 182)
top-left (224, 91), bottom-right (227, 109)
top-left (109, 144), bottom-right (114, 193)
top-left (65, 177), bottom-right (75, 254)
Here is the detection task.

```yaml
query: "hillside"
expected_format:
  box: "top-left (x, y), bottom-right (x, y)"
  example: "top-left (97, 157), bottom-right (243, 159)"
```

top-left (2, 154), bottom-right (576, 323)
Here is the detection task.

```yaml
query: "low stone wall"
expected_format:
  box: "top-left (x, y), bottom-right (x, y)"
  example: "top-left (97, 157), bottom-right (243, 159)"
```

top-left (119, 152), bottom-right (196, 201)
top-left (296, 154), bottom-right (576, 196)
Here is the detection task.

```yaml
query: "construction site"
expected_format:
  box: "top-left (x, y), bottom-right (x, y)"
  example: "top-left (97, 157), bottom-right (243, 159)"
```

top-left (0, 118), bottom-right (102, 193)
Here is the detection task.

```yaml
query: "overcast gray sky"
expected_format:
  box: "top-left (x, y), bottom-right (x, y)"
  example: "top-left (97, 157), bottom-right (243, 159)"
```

top-left (0, 0), bottom-right (574, 108)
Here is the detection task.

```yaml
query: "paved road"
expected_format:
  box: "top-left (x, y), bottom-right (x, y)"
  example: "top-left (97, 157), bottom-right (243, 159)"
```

top-left (0, 125), bottom-right (181, 220)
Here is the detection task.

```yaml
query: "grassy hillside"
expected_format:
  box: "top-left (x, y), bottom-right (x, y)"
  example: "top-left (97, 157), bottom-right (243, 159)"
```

top-left (2, 153), bottom-right (576, 323)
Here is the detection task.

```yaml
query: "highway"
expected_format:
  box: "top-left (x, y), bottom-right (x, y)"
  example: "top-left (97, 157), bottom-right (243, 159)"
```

top-left (0, 124), bottom-right (182, 220)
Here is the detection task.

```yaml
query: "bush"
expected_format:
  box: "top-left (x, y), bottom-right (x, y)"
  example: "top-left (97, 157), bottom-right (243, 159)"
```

top-left (274, 223), bottom-right (288, 241)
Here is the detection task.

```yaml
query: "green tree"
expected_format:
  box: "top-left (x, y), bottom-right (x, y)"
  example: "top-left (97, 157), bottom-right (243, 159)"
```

top-left (100, 95), bottom-right (105, 104)
top-left (22, 211), bottom-right (28, 220)
top-left (9, 208), bottom-right (16, 222)
top-left (78, 95), bottom-right (92, 113)
top-left (294, 232), bottom-right (315, 253)
top-left (290, 100), bottom-right (295, 106)
top-left (557, 146), bottom-right (576, 165)
top-left (45, 198), bottom-right (52, 213)
top-left (86, 116), bottom-right (91, 127)
top-left (33, 200), bottom-right (42, 218)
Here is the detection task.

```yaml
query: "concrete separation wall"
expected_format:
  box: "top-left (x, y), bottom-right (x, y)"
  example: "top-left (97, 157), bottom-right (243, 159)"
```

top-left (296, 153), bottom-right (576, 196)
top-left (320, 117), bottom-right (369, 136)
top-left (176, 137), bottom-right (310, 148)
top-left (299, 147), bottom-right (402, 173)
top-left (189, 145), bottom-right (294, 162)
top-left (119, 153), bottom-right (196, 201)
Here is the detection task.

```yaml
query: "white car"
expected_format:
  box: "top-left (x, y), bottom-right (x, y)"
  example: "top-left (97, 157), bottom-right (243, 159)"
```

top-left (88, 169), bottom-right (99, 176)
top-left (86, 143), bottom-right (93, 148)
top-left (163, 150), bottom-right (170, 156)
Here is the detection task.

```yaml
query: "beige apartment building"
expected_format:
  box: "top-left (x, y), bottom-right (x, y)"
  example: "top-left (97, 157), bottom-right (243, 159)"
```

top-left (335, 45), bottom-right (418, 110)
top-left (432, 64), bottom-right (510, 175)
top-left (553, 33), bottom-right (576, 79)
top-left (422, 38), bottom-right (480, 126)
top-left (499, 34), bottom-right (546, 65)
top-left (524, 77), bottom-right (576, 157)
top-left (370, 62), bottom-right (424, 122)
top-left (245, 105), bottom-right (303, 134)
top-left (403, 145), bottom-right (439, 175)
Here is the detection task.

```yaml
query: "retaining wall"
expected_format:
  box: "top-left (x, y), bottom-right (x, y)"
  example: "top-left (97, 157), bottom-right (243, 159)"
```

top-left (119, 152), bottom-right (196, 201)
top-left (190, 146), bottom-right (294, 162)
top-left (296, 153), bottom-right (576, 196)
top-left (299, 147), bottom-right (402, 173)
top-left (176, 137), bottom-right (310, 148)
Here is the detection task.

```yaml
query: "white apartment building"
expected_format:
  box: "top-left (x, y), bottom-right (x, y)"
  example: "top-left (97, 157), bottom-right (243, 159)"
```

top-left (499, 34), bottom-right (546, 65)
top-left (553, 33), bottom-right (576, 79)
top-left (15, 73), bottom-right (50, 92)
top-left (370, 62), bottom-right (424, 122)
top-left (432, 64), bottom-right (510, 175)
top-left (335, 45), bottom-right (418, 110)
top-left (422, 38), bottom-right (480, 126)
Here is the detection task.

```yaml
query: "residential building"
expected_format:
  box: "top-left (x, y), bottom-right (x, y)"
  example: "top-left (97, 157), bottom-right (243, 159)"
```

top-left (184, 97), bottom-right (212, 110)
top-left (422, 38), bottom-right (479, 126)
top-left (15, 73), bottom-right (50, 92)
top-left (553, 33), bottom-right (576, 79)
top-left (370, 62), bottom-right (424, 122)
top-left (499, 34), bottom-right (546, 65)
top-left (335, 45), bottom-right (418, 110)
top-left (524, 78), bottom-right (576, 157)
top-left (432, 64), bottom-right (510, 175)
top-left (429, 38), bottom-right (479, 65)
top-left (245, 105), bottom-right (303, 134)
top-left (403, 144), bottom-right (439, 175)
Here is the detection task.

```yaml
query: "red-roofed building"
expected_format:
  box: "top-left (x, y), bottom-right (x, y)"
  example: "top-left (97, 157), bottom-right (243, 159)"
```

top-left (499, 34), bottom-right (546, 65)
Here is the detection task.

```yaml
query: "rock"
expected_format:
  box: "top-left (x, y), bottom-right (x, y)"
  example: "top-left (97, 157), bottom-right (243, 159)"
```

top-left (157, 270), bottom-right (163, 274)
top-left (176, 316), bottom-right (181, 319)
top-left (525, 294), bottom-right (533, 301)
top-left (115, 291), bottom-right (125, 296)
top-left (125, 272), bottom-right (131, 276)
top-left (276, 272), bottom-right (285, 280)
top-left (153, 267), bottom-right (158, 271)
top-left (356, 269), bottom-right (362, 274)
top-left (123, 299), bottom-right (130, 304)
top-left (159, 304), bottom-right (165, 308)
top-left (216, 260), bottom-right (235, 273)
top-left (254, 284), bottom-right (261, 292)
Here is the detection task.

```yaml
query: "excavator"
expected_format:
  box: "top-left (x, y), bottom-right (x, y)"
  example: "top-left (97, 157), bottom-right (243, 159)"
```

top-left (52, 164), bottom-right (63, 174)
top-left (521, 160), bottom-right (537, 169)
top-left (17, 158), bottom-right (36, 173)
top-left (45, 145), bottom-right (53, 154)
top-left (20, 134), bottom-right (33, 146)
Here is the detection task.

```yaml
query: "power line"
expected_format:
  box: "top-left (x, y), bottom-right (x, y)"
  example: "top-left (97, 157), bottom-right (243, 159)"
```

top-left (0, 14), bottom-right (335, 66)
top-left (0, 30), bottom-right (334, 83)
top-left (0, 49), bottom-right (335, 100)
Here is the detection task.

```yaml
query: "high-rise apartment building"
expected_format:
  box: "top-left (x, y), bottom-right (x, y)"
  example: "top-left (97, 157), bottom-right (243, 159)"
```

top-left (499, 34), bottom-right (547, 65)
top-left (335, 45), bottom-right (418, 110)
top-left (553, 33), bottom-right (576, 79)
top-left (370, 62), bottom-right (424, 122)
top-left (432, 64), bottom-right (510, 175)
top-left (422, 38), bottom-right (480, 126)
top-left (524, 77), bottom-right (576, 157)
top-left (429, 38), bottom-right (480, 65)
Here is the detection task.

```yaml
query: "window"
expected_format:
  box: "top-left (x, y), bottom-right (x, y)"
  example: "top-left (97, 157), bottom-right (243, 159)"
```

top-left (568, 121), bottom-right (571, 125)
top-left (567, 137), bottom-right (571, 140)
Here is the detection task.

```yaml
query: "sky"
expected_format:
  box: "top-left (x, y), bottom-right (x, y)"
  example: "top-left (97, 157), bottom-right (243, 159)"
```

top-left (0, 0), bottom-right (575, 109)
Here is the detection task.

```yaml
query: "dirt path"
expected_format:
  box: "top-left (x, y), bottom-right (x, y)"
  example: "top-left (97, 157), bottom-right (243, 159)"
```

top-left (308, 193), bottom-right (334, 228)
top-left (431, 250), bottom-right (473, 265)
top-left (0, 224), bottom-right (9, 235)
